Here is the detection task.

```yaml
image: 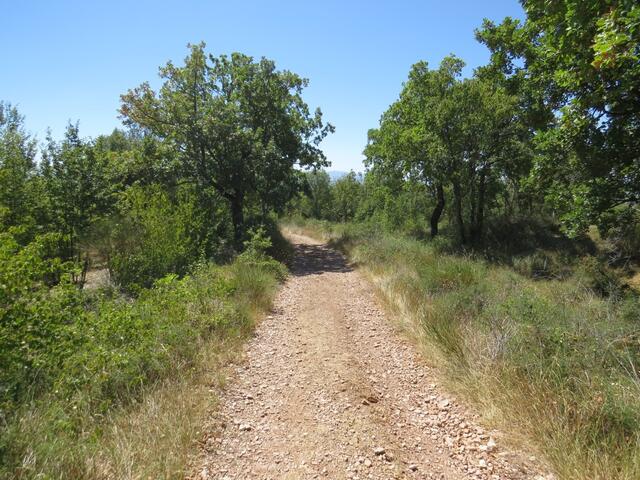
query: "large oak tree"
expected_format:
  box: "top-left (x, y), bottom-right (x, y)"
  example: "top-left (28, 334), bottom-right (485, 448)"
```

top-left (120, 43), bottom-right (333, 244)
top-left (477, 0), bottom-right (640, 235)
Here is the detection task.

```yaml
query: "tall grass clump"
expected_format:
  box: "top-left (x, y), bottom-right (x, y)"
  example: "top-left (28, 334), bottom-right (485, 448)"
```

top-left (0, 230), bottom-right (284, 479)
top-left (282, 218), bottom-right (640, 480)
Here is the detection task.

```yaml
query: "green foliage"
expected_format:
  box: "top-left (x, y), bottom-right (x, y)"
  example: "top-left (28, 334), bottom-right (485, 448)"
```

top-left (575, 256), bottom-right (625, 298)
top-left (356, 171), bottom-right (432, 237)
top-left (93, 128), bottom-right (180, 190)
top-left (120, 43), bottom-right (333, 244)
top-left (296, 170), bottom-right (334, 220)
top-left (100, 184), bottom-right (229, 293)
top-left (0, 102), bottom-right (38, 234)
top-left (0, 255), bottom-right (283, 478)
top-left (41, 124), bottom-right (114, 255)
top-left (331, 171), bottom-right (362, 222)
top-left (477, 0), bottom-right (640, 235)
top-left (0, 231), bottom-right (81, 421)
top-left (364, 56), bottom-right (530, 243)
top-left (289, 170), bottom-right (364, 223)
top-left (237, 227), bottom-right (289, 283)
top-left (0, 47), bottom-right (323, 475)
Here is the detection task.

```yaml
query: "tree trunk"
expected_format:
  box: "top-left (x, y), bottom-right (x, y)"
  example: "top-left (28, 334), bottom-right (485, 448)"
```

top-left (230, 192), bottom-right (245, 248)
top-left (469, 171), bottom-right (477, 231)
top-left (471, 166), bottom-right (488, 244)
top-left (430, 183), bottom-right (445, 238)
top-left (452, 180), bottom-right (466, 245)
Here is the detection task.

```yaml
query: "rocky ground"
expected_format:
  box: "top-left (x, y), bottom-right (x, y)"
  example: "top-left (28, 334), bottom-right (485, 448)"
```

top-left (192, 234), bottom-right (552, 480)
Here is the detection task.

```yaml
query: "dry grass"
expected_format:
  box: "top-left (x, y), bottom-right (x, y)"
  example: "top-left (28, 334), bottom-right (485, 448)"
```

top-left (282, 218), bottom-right (640, 480)
top-left (87, 338), bottom-right (237, 479)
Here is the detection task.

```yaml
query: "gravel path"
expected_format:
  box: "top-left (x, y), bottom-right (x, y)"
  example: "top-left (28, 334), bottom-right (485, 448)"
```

top-left (193, 234), bottom-right (550, 480)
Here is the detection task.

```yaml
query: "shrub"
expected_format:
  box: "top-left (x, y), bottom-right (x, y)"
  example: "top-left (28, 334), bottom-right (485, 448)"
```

top-left (237, 227), bottom-right (289, 282)
top-left (0, 253), bottom-right (283, 478)
top-left (575, 256), bottom-right (625, 298)
top-left (102, 185), bottom-right (208, 293)
top-left (0, 232), bottom-right (81, 421)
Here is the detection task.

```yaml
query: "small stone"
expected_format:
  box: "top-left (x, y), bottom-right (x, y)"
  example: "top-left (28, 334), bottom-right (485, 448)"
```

top-left (239, 424), bottom-right (252, 431)
top-left (486, 437), bottom-right (497, 452)
top-left (374, 447), bottom-right (385, 456)
top-left (364, 458), bottom-right (372, 467)
top-left (408, 464), bottom-right (418, 472)
top-left (478, 459), bottom-right (487, 468)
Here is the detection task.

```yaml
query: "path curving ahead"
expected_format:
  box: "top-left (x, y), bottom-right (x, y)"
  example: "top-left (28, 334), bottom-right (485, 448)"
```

top-left (193, 233), bottom-right (549, 480)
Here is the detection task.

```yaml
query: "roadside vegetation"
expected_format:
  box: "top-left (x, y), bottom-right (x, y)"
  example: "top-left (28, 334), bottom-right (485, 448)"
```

top-left (283, 2), bottom-right (640, 478)
top-left (1, 43), bottom-right (324, 478)
top-left (3, 1), bottom-right (639, 479)
top-left (283, 218), bottom-right (639, 479)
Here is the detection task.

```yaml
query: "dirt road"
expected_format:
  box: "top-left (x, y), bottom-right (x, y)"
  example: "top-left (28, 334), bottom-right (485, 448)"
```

top-left (193, 234), bottom-right (548, 480)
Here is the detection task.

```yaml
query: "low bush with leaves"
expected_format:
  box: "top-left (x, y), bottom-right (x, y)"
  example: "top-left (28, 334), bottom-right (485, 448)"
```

top-left (0, 246), bottom-right (283, 478)
top-left (97, 184), bottom-right (232, 294)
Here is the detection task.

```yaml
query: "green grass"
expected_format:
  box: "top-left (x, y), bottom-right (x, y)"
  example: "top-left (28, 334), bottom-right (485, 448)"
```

top-left (0, 253), bottom-right (284, 479)
top-left (283, 218), bottom-right (640, 480)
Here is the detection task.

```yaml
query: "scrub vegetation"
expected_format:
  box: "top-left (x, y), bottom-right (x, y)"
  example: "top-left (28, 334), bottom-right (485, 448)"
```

top-left (1, 43), bottom-right (322, 478)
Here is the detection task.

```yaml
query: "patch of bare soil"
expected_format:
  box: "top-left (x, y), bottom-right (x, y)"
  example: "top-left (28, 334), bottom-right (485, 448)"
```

top-left (192, 234), bottom-right (551, 480)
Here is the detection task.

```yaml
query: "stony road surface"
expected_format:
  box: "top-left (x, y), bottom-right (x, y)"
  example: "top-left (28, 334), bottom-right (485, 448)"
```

top-left (193, 233), bottom-right (550, 480)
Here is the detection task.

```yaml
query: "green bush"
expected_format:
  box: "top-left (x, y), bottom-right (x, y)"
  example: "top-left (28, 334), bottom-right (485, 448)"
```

top-left (237, 227), bottom-right (289, 282)
top-left (0, 232), bottom-right (81, 420)
top-left (0, 251), bottom-right (284, 478)
top-left (103, 184), bottom-right (221, 293)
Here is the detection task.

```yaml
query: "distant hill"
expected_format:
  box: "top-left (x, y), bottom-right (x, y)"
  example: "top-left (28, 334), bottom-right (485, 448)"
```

top-left (327, 171), bottom-right (348, 182)
top-left (327, 170), bottom-right (365, 182)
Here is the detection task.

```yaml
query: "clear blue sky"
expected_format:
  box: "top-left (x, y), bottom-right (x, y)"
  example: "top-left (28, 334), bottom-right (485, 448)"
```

top-left (1, 0), bottom-right (524, 171)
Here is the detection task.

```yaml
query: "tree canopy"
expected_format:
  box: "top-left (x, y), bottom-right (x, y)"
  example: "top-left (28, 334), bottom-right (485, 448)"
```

top-left (476, 0), bottom-right (640, 235)
top-left (120, 43), bottom-right (333, 243)
top-left (365, 56), bottom-right (528, 243)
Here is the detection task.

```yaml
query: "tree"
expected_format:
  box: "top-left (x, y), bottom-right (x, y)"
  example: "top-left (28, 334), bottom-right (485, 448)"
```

top-left (302, 169), bottom-right (333, 219)
top-left (476, 0), bottom-right (640, 235)
top-left (120, 43), bottom-right (333, 245)
top-left (446, 75), bottom-right (530, 242)
top-left (93, 129), bottom-right (181, 190)
top-left (332, 171), bottom-right (362, 222)
top-left (365, 56), bottom-right (527, 243)
top-left (0, 102), bottom-right (37, 231)
top-left (41, 124), bottom-right (112, 258)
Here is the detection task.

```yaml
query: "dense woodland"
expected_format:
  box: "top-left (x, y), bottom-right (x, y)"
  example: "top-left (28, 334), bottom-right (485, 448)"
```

top-left (295, 0), bottom-right (640, 262)
top-left (1, 1), bottom-right (640, 478)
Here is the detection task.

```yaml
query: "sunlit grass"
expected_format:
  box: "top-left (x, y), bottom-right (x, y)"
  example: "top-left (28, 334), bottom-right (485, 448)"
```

top-left (282, 218), bottom-right (640, 480)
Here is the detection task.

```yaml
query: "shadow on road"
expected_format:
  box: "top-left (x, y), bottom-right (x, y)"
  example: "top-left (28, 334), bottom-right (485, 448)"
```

top-left (291, 243), bottom-right (353, 277)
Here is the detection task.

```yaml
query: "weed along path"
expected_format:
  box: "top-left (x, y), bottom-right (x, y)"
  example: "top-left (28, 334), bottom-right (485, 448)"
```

top-left (193, 233), bottom-right (549, 480)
